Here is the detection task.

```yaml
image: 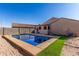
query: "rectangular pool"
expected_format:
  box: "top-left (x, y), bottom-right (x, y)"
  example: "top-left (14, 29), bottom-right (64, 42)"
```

top-left (12, 34), bottom-right (51, 46)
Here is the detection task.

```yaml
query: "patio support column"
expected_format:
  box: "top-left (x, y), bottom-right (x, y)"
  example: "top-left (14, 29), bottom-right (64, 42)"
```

top-left (18, 28), bottom-right (20, 35)
top-left (29, 28), bottom-right (30, 33)
top-left (3, 27), bottom-right (4, 35)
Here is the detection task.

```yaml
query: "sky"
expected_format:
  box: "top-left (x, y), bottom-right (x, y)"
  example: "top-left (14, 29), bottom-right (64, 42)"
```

top-left (0, 3), bottom-right (79, 27)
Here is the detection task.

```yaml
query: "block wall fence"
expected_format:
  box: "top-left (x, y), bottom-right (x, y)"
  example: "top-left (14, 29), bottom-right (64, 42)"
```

top-left (0, 28), bottom-right (34, 35)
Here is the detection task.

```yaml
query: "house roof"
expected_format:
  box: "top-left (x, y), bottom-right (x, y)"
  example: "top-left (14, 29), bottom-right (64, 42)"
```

top-left (43, 17), bottom-right (79, 25)
top-left (43, 17), bottom-right (59, 25)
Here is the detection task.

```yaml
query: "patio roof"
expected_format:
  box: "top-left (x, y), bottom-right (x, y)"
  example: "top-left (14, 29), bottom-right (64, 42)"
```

top-left (12, 23), bottom-right (35, 28)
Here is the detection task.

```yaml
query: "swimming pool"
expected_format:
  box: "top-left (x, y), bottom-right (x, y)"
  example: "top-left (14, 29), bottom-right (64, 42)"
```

top-left (12, 34), bottom-right (51, 46)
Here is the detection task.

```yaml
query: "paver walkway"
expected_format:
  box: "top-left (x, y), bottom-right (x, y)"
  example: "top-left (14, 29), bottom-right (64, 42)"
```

top-left (61, 37), bottom-right (79, 56)
top-left (0, 36), bottom-right (22, 56)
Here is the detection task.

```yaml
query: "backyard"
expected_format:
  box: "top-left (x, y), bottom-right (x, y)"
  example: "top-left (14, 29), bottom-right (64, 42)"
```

top-left (37, 36), bottom-right (68, 56)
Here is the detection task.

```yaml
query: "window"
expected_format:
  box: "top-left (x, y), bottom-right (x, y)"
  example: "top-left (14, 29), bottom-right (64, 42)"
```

top-left (39, 26), bottom-right (41, 30)
top-left (44, 26), bottom-right (47, 30)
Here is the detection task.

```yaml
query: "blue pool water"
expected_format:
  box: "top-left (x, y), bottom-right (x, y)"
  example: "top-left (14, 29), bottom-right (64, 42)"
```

top-left (12, 34), bottom-right (50, 46)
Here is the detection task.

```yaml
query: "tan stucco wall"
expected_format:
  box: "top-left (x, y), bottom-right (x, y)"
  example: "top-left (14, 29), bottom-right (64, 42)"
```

top-left (35, 25), bottom-right (48, 34)
top-left (49, 19), bottom-right (79, 36)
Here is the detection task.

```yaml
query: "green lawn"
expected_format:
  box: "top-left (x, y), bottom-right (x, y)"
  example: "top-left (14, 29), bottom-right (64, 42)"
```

top-left (37, 36), bottom-right (67, 56)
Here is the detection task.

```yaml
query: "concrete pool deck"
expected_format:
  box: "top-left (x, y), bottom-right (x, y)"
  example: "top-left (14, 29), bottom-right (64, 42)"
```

top-left (0, 35), bottom-right (22, 56)
top-left (3, 35), bottom-right (58, 56)
top-left (1, 34), bottom-right (79, 56)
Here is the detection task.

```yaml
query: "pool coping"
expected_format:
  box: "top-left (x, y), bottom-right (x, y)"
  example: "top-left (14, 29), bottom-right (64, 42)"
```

top-left (2, 35), bottom-right (58, 56)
